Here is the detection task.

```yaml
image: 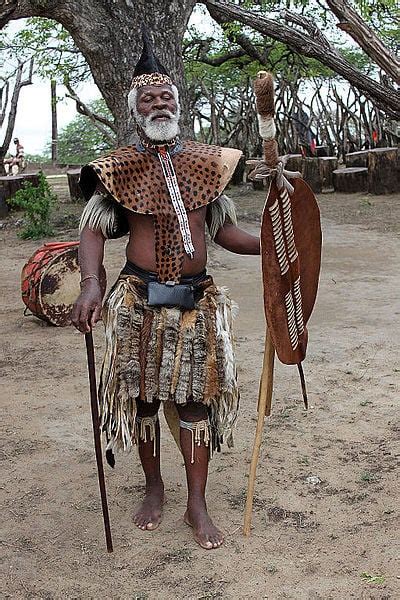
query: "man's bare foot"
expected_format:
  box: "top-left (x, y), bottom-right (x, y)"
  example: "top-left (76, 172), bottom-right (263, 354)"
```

top-left (133, 482), bottom-right (164, 531)
top-left (184, 499), bottom-right (224, 549)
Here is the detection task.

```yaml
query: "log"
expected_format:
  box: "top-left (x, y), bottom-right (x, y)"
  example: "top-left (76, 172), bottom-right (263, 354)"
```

top-left (367, 147), bottom-right (399, 195)
top-left (345, 150), bottom-right (369, 168)
top-left (0, 173), bottom-right (40, 203)
top-left (285, 154), bottom-right (303, 174)
top-left (67, 169), bottom-right (84, 202)
top-left (320, 157), bottom-right (338, 190)
top-left (332, 167), bottom-right (368, 193)
top-left (302, 157), bottom-right (323, 193)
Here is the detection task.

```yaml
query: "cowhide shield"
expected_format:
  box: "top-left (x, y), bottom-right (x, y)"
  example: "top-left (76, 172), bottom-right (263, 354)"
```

top-left (261, 178), bottom-right (321, 365)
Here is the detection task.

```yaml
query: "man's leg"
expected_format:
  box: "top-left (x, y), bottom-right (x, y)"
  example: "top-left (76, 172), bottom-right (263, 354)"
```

top-left (176, 401), bottom-right (224, 549)
top-left (133, 398), bottom-right (164, 531)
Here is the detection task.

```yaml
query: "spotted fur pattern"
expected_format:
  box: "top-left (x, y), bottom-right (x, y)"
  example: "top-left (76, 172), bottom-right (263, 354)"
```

top-left (79, 141), bottom-right (241, 282)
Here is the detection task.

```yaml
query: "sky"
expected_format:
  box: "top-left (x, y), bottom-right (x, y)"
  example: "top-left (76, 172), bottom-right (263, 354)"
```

top-left (1, 7), bottom-right (213, 156)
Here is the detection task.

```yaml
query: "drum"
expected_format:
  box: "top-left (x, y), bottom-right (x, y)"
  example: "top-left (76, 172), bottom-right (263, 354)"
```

top-left (21, 241), bottom-right (106, 326)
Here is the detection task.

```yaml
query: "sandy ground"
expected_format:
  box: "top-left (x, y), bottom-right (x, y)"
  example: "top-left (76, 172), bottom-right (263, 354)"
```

top-left (1, 181), bottom-right (399, 599)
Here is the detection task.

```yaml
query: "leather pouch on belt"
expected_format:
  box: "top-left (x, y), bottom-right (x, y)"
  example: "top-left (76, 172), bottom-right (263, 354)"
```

top-left (147, 281), bottom-right (195, 310)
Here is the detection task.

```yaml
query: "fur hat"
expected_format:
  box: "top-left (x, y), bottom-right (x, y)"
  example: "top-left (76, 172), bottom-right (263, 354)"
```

top-left (130, 25), bottom-right (173, 90)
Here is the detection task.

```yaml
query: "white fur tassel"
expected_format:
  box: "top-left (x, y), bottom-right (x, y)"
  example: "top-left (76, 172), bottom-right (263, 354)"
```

top-left (79, 193), bottom-right (118, 239)
top-left (208, 194), bottom-right (237, 240)
top-left (257, 114), bottom-right (276, 141)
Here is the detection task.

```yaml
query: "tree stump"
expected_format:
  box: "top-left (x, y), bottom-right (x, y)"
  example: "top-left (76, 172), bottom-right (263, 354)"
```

top-left (67, 169), bottom-right (84, 202)
top-left (0, 188), bottom-right (9, 217)
top-left (332, 167), bottom-right (368, 193)
top-left (285, 154), bottom-right (303, 174)
top-left (231, 155), bottom-right (246, 185)
top-left (302, 157), bottom-right (323, 193)
top-left (0, 173), bottom-right (40, 202)
top-left (345, 150), bottom-right (369, 168)
top-left (315, 145), bottom-right (329, 157)
top-left (367, 147), bottom-right (399, 195)
top-left (252, 178), bottom-right (266, 191)
top-left (320, 157), bottom-right (338, 189)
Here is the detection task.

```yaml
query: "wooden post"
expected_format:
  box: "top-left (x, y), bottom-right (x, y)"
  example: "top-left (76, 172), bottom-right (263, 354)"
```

top-left (51, 80), bottom-right (58, 166)
top-left (243, 332), bottom-right (274, 536)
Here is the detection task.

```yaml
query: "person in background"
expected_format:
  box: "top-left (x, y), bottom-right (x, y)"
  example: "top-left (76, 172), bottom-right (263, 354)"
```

top-left (4, 138), bottom-right (25, 175)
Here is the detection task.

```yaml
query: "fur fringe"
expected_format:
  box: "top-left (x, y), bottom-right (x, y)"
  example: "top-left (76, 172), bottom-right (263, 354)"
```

top-left (208, 194), bottom-right (237, 240)
top-left (99, 275), bottom-right (239, 456)
top-left (79, 193), bottom-right (129, 239)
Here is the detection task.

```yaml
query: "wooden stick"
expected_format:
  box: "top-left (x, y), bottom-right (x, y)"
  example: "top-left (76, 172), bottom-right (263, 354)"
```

top-left (85, 331), bottom-right (113, 553)
top-left (243, 331), bottom-right (275, 536)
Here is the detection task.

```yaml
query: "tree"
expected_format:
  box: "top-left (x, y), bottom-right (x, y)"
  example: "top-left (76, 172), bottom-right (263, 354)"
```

top-left (203, 0), bottom-right (399, 120)
top-left (0, 1), bottom-right (198, 144)
top-left (1, 0), bottom-right (398, 147)
top-left (0, 58), bottom-right (33, 174)
top-left (53, 99), bottom-right (115, 164)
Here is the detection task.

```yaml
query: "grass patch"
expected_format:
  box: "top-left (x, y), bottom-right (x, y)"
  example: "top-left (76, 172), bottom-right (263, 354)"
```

top-left (360, 572), bottom-right (385, 584)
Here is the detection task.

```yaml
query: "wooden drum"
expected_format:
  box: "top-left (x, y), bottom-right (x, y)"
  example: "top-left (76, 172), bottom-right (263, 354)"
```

top-left (21, 241), bottom-right (106, 326)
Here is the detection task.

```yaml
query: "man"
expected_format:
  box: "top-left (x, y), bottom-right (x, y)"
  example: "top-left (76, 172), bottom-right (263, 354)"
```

top-left (72, 31), bottom-right (260, 550)
top-left (4, 138), bottom-right (25, 175)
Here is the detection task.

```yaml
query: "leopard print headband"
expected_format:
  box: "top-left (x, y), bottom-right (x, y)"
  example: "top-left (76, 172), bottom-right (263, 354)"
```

top-left (130, 73), bottom-right (173, 90)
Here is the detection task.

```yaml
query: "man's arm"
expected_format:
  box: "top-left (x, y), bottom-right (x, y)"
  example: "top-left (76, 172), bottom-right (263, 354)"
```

top-left (71, 225), bottom-right (105, 333)
top-left (213, 222), bottom-right (260, 255)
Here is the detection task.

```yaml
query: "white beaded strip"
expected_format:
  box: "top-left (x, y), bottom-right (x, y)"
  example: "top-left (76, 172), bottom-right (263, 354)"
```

top-left (284, 291), bottom-right (299, 350)
top-left (270, 186), bottom-right (306, 352)
top-left (158, 150), bottom-right (195, 259)
top-left (293, 276), bottom-right (305, 335)
top-left (269, 198), bottom-right (289, 275)
top-left (280, 189), bottom-right (298, 263)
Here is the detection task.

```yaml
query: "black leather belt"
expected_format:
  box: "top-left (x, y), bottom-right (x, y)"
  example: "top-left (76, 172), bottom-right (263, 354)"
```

top-left (121, 261), bottom-right (209, 309)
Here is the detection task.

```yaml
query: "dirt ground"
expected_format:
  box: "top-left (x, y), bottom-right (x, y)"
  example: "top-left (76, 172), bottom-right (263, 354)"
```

top-left (1, 178), bottom-right (399, 599)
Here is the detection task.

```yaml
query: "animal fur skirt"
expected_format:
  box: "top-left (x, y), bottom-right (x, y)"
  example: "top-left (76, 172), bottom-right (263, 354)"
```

top-left (99, 274), bottom-right (239, 456)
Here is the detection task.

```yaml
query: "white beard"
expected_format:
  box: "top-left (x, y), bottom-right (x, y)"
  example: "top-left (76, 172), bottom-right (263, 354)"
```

top-left (135, 110), bottom-right (180, 142)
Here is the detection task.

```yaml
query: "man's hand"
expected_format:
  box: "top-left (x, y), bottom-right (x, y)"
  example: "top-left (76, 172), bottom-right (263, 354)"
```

top-left (71, 279), bottom-right (103, 333)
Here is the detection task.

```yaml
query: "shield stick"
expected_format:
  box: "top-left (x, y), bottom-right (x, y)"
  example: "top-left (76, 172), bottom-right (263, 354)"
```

top-left (243, 331), bottom-right (274, 536)
top-left (84, 330), bottom-right (113, 553)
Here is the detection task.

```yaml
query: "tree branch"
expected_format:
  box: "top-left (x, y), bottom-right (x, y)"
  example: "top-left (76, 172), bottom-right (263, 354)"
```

top-left (198, 47), bottom-right (249, 66)
top-left (0, 81), bottom-right (10, 128)
top-left (325, 0), bottom-right (400, 84)
top-left (203, 0), bottom-right (400, 119)
top-left (0, 58), bottom-right (34, 155)
top-left (64, 80), bottom-right (117, 144)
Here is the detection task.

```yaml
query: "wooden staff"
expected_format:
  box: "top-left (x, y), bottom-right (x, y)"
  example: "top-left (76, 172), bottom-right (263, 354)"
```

top-left (243, 331), bottom-right (274, 536)
top-left (244, 70), bottom-right (277, 536)
top-left (85, 330), bottom-right (113, 553)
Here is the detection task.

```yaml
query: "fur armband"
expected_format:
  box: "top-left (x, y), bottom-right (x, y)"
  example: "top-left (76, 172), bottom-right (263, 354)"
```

top-left (79, 193), bottom-right (129, 239)
top-left (207, 194), bottom-right (237, 240)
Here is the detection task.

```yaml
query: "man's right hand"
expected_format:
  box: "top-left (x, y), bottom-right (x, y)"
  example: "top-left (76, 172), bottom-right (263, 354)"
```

top-left (71, 280), bottom-right (103, 333)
